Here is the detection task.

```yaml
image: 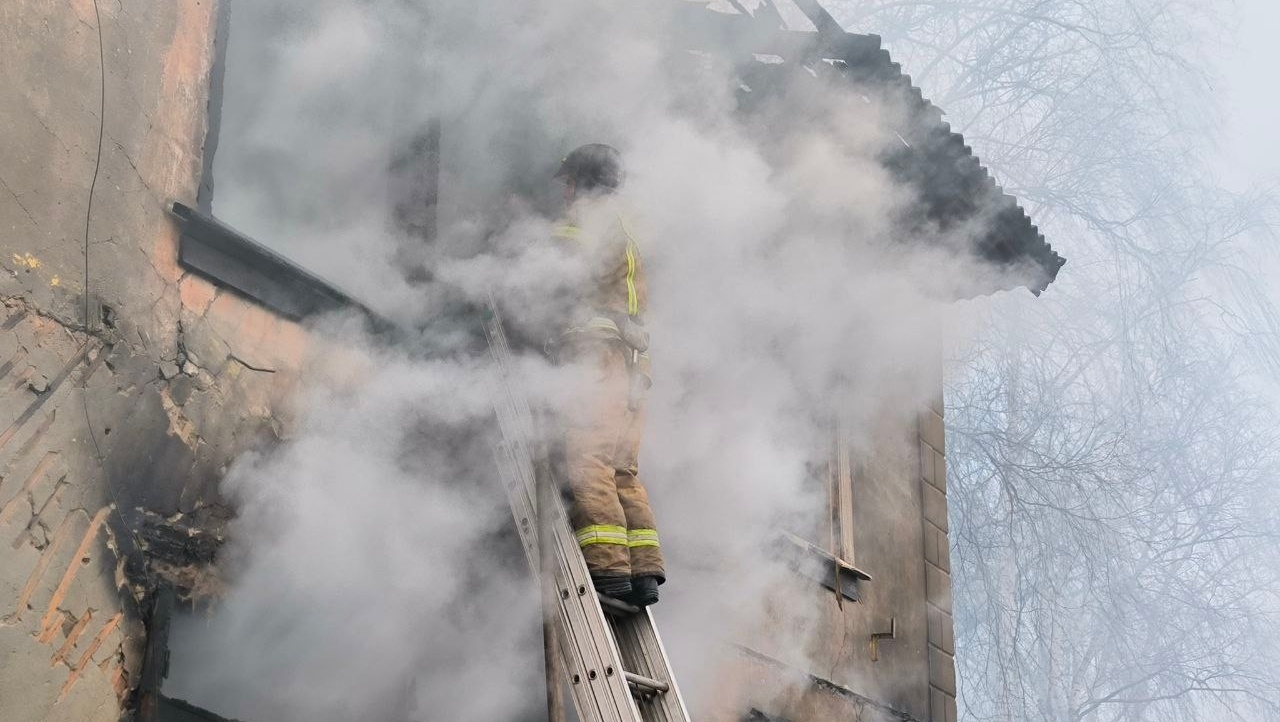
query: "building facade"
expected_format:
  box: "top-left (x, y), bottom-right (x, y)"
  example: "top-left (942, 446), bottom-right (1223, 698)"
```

top-left (1, 3), bottom-right (310, 719)
top-left (0, 2), bottom-right (1059, 721)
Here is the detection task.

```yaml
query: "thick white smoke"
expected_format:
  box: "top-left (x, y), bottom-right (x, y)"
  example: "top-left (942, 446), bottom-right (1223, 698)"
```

top-left (167, 0), bottom-right (1026, 719)
top-left (165, 340), bottom-right (546, 720)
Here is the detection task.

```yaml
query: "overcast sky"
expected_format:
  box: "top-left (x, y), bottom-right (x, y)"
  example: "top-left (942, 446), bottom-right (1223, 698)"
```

top-left (1215, 0), bottom-right (1280, 191)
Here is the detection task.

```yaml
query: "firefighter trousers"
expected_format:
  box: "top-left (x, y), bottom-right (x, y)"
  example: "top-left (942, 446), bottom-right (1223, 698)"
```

top-left (560, 338), bottom-right (664, 581)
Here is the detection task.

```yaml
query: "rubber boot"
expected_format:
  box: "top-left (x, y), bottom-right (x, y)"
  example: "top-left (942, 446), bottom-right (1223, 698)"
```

top-left (626, 575), bottom-right (660, 607)
top-left (592, 574), bottom-right (633, 600)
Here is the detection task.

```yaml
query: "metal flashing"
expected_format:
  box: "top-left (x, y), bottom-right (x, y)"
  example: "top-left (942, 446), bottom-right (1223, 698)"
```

top-left (171, 202), bottom-right (383, 325)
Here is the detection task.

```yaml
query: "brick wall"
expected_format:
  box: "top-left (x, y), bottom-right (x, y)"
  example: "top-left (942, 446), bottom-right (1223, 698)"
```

top-left (919, 396), bottom-right (957, 722)
top-left (0, 309), bottom-right (135, 720)
top-left (0, 2), bottom-right (321, 718)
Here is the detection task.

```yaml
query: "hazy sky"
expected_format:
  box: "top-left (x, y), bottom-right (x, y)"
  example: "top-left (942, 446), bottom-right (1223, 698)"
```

top-left (1215, 0), bottom-right (1280, 191)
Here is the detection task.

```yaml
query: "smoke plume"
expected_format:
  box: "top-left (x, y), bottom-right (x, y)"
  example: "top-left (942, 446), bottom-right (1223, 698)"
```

top-left (165, 0), bottom-right (1023, 719)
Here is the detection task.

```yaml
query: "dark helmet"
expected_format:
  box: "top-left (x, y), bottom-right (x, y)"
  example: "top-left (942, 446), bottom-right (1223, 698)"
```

top-left (555, 143), bottom-right (624, 193)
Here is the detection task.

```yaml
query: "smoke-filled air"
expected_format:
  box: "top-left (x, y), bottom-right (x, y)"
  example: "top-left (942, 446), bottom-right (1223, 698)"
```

top-left (160, 0), bottom-right (1280, 721)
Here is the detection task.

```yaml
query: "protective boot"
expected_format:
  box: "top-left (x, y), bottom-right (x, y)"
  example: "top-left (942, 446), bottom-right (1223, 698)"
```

top-left (626, 575), bottom-right (661, 607)
top-left (592, 574), bottom-right (633, 600)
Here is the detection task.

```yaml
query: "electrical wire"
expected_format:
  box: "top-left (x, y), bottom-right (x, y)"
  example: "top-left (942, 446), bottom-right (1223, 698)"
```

top-left (83, 0), bottom-right (105, 331)
top-left (78, 0), bottom-right (154, 590)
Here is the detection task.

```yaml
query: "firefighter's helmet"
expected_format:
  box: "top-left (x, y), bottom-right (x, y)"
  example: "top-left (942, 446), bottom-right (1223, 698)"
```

top-left (555, 143), bottom-right (624, 193)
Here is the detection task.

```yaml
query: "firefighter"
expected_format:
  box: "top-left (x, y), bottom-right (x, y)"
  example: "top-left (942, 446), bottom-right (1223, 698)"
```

top-left (548, 143), bottom-right (664, 606)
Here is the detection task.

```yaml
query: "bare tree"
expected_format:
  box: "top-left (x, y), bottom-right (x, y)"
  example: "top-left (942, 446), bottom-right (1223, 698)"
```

top-left (826, 1), bottom-right (1280, 720)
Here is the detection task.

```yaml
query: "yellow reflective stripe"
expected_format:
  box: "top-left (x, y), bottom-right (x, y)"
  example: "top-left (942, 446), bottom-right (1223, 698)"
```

top-left (624, 240), bottom-right (638, 316)
top-left (563, 317), bottom-right (621, 339)
top-left (585, 317), bottom-right (619, 332)
top-left (553, 223), bottom-right (583, 242)
top-left (627, 528), bottom-right (660, 548)
top-left (576, 525), bottom-right (629, 547)
top-left (581, 538), bottom-right (631, 547)
top-left (618, 214), bottom-right (640, 317)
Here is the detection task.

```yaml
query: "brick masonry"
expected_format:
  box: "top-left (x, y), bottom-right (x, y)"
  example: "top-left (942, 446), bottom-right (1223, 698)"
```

top-left (0, 308), bottom-right (138, 720)
top-left (919, 396), bottom-right (957, 722)
top-left (0, 2), bottom-right (323, 718)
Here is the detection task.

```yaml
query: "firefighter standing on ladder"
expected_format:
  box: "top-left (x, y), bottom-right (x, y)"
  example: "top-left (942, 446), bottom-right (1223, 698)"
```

top-left (547, 143), bottom-right (665, 607)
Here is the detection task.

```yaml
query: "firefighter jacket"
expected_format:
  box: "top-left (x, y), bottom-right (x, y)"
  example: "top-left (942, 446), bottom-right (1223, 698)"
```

top-left (550, 195), bottom-right (646, 341)
top-left (549, 195), bottom-right (664, 580)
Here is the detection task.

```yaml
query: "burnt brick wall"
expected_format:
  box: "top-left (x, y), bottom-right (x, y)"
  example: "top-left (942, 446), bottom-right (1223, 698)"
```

top-left (0, 2), bottom-right (318, 718)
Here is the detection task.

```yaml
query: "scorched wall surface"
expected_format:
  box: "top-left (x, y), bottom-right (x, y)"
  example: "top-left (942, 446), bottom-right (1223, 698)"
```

top-left (1, 2), bottom-right (311, 719)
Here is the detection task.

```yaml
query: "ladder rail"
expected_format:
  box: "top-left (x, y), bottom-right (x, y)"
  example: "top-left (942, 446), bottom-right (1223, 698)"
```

top-left (483, 306), bottom-right (639, 722)
top-left (493, 439), bottom-right (635, 722)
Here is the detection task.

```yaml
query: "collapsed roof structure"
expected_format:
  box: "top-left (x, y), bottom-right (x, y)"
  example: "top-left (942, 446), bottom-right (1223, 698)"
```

top-left (175, 1), bottom-right (1062, 326)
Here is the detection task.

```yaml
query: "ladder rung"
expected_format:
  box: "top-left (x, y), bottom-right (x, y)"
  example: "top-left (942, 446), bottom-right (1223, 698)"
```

top-left (624, 671), bottom-right (670, 695)
top-left (597, 593), bottom-right (641, 617)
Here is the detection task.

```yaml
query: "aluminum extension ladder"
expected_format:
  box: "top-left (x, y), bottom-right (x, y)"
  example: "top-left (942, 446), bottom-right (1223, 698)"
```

top-left (481, 301), bottom-right (691, 722)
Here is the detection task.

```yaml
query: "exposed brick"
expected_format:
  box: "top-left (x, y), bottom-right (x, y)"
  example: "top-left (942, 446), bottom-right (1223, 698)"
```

top-left (933, 448), bottom-right (946, 491)
top-left (13, 512), bottom-right (79, 617)
top-left (929, 646), bottom-right (957, 696)
top-left (57, 611), bottom-right (123, 702)
top-left (923, 523), bottom-right (940, 567)
top-left (919, 438), bottom-right (935, 485)
top-left (923, 522), bottom-right (951, 574)
top-left (52, 610), bottom-right (94, 667)
top-left (919, 408), bottom-right (944, 453)
top-left (927, 604), bottom-right (956, 654)
top-left (177, 274), bottom-right (217, 316)
top-left (926, 563), bottom-right (952, 614)
top-left (0, 451), bottom-right (57, 521)
top-left (0, 2), bottom-right (246, 719)
top-left (921, 442), bottom-right (947, 495)
top-left (930, 686), bottom-right (948, 722)
top-left (922, 482), bottom-right (948, 533)
top-left (37, 506), bottom-right (110, 643)
top-left (89, 617), bottom-right (124, 666)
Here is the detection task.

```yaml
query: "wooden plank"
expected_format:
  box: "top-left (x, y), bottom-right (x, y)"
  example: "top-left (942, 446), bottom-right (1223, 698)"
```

top-left (834, 421), bottom-right (856, 565)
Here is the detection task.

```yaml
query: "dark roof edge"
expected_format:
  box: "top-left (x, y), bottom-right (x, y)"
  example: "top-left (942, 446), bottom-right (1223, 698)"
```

top-left (170, 201), bottom-right (391, 328)
top-left (804, 21), bottom-right (1067, 295)
top-left (803, 22), bottom-right (1066, 295)
top-left (669, 1), bottom-right (1066, 295)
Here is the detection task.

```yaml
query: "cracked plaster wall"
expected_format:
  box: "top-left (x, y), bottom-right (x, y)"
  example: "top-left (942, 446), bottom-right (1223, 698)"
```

top-left (1, 1), bottom-right (320, 719)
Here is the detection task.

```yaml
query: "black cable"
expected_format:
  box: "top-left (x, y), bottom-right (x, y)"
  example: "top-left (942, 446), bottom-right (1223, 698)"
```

top-left (84, 0), bottom-right (105, 330)
top-left (78, 0), bottom-right (153, 590)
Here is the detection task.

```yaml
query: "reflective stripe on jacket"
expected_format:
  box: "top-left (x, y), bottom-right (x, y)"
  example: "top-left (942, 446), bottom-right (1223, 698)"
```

top-left (551, 201), bottom-right (646, 322)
